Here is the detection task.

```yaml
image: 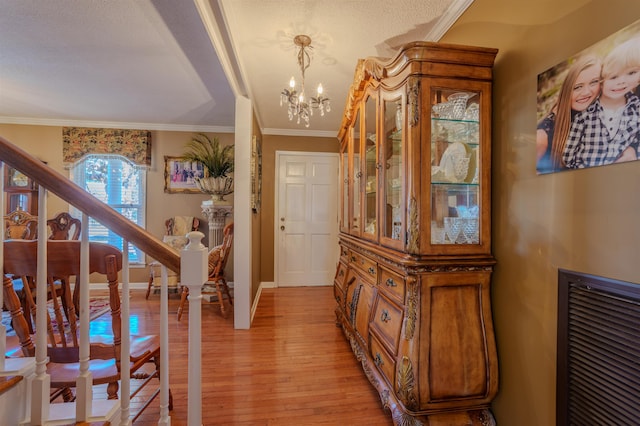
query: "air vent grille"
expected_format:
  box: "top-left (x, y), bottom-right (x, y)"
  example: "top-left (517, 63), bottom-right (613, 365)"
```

top-left (557, 270), bottom-right (640, 426)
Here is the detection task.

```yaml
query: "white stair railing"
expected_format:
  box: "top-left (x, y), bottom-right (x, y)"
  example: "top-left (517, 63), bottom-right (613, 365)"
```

top-left (0, 135), bottom-right (209, 424)
top-left (1, 189), bottom-right (179, 425)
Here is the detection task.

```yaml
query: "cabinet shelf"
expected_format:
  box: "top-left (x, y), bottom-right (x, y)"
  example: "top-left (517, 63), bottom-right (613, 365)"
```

top-left (432, 117), bottom-right (479, 124)
top-left (431, 181), bottom-right (479, 187)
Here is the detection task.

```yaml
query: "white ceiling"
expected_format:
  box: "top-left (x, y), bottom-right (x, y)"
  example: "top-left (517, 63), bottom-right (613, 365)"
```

top-left (0, 0), bottom-right (472, 138)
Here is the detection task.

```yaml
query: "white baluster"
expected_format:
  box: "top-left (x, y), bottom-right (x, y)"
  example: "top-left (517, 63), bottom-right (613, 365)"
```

top-left (157, 260), bottom-right (174, 425)
top-left (32, 187), bottom-right (50, 424)
top-left (76, 213), bottom-right (92, 421)
top-left (0, 162), bottom-right (5, 371)
top-left (181, 231), bottom-right (207, 426)
top-left (120, 240), bottom-right (132, 425)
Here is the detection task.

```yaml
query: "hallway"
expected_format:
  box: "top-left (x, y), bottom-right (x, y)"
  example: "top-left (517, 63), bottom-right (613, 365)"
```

top-left (114, 286), bottom-right (392, 425)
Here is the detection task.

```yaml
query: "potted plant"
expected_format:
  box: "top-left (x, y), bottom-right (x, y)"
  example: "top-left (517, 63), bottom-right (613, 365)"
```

top-left (182, 133), bottom-right (234, 201)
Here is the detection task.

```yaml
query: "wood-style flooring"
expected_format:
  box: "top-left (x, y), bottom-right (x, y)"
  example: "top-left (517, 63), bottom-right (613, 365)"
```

top-left (90, 286), bottom-right (393, 425)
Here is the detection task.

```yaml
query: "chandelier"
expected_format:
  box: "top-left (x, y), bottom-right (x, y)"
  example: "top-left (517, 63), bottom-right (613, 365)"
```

top-left (280, 34), bottom-right (330, 127)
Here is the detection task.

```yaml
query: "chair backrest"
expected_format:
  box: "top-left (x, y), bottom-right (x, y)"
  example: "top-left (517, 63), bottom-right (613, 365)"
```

top-left (209, 222), bottom-right (233, 280)
top-left (47, 212), bottom-right (81, 240)
top-left (4, 208), bottom-right (38, 239)
top-left (2, 240), bottom-right (123, 361)
top-left (165, 216), bottom-right (199, 236)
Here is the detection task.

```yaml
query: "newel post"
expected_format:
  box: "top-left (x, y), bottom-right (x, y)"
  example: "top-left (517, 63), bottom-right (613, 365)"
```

top-left (181, 231), bottom-right (207, 426)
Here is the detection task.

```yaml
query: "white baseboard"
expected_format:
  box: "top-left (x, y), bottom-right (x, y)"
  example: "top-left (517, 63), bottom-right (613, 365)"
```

top-left (250, 282), bottom-right (275, 323)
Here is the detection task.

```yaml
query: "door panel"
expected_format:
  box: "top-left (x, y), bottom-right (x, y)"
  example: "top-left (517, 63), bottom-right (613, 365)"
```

top-left (277, 152), bottom-right (339, 286)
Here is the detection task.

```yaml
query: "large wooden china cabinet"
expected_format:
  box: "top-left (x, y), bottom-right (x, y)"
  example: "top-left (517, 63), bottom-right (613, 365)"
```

top-left (334, 42), bottom-right (499, 425)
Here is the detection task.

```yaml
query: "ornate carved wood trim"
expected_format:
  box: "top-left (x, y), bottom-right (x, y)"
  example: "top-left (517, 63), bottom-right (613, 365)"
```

top-left (414, 264), bottom-right (494, 274)
top-left (405, 277), bottom-right (418, 340)
top-left (397, 356), bottom-right (418, 411)
top-left (408, 78), bottom-right (420, 127)
top-left (407, 197), bottom-right (419, 254)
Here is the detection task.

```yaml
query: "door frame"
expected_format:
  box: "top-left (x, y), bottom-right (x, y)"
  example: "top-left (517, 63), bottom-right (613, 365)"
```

top-left (273, 150), bottom-right (340, 287)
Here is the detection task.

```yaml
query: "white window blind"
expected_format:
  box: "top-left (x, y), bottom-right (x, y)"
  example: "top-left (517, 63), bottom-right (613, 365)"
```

top-left (70, 155), bottom-right (146, 264)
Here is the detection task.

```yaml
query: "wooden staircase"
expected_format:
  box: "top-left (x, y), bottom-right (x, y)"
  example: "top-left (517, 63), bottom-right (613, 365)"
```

top-left (0, 134), bottom-right (210, 425)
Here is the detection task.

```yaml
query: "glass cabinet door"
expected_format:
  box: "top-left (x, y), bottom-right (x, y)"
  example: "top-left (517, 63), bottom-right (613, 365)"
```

top-left (381, 94), bottom-right (404, 248)
top-left (339, 141), bottom-right (348, 233)
top-left (350, 107), bottom-right (361, 235)
top-left (430, 88), bottom-right (481, 246)
top-left (362, 91), bottom-right (378, 240)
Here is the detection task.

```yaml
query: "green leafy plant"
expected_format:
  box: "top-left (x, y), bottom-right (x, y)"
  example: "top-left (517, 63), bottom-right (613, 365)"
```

top-left (182, 133), bottom-right (234, 178)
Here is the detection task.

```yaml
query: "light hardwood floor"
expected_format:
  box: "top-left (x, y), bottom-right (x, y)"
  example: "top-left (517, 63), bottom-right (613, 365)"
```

top-left (92, 286), bottom-right (393, 425)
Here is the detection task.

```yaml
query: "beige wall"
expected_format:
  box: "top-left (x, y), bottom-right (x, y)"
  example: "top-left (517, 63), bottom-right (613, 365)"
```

top-left (442, 1), bottom-right (640, 424)
top-left (259, 134), bottom-right (340, 282)
top-left (0, 124), bottom-right (235, 283)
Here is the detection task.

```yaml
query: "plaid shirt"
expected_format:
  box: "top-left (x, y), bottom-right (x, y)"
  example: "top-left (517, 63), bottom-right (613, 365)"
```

top-left (563, 94), bottom-right (640, 168)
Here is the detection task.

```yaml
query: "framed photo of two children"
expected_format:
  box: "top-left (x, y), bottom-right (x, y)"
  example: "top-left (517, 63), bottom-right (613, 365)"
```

top-left (536, 18), bottom-right (640, 174)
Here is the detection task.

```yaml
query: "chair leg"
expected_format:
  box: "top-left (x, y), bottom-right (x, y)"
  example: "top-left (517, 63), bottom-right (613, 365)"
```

top-left (222, 279), bottom-right (233, 306)
top-left (146, 272), bottom-right (154, 300)
top-left (177, 286), bottom-right (189, 321)
top-left (107, 381), bottom-right (119, 400)
top-left (215, 283), bottom-right (228, 319)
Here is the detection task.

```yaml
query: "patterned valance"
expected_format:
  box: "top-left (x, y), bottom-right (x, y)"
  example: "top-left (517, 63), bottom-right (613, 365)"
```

top-left (62, 127), bottom-right (152, 168)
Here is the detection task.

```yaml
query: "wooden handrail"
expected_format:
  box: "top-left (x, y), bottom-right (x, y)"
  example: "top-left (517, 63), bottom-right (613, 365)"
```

top-left (0, 135), bottom-right (180, 273)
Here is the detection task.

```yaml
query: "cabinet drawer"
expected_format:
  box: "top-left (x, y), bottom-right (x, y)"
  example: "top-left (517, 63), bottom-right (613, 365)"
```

top-left (350, 251), bottom-right (378, 279)
top-left (379, 267), bottom-right (405, 303)
top-left (339, 245), bottom-right (349, 262)
top-left (370, 293), bottom-right (404, 355)
top-left (334, 261), bottom-right (348, 292)
top-left (370, 332), bottom-right (396, 389)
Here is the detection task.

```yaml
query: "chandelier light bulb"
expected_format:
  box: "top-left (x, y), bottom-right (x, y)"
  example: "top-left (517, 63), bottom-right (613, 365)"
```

top-left (289, 77), bottom-right (296, 89)
top-left (317, 83), bottom-right (323, 95)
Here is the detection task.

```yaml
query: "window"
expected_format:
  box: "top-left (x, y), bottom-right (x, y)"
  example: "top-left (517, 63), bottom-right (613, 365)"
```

top-left (70, 155), bottom-right (146, 264)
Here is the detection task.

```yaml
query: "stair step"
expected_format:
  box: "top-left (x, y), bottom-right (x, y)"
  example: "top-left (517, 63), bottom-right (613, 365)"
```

top-left (44, 399), bottom-right (120, 426)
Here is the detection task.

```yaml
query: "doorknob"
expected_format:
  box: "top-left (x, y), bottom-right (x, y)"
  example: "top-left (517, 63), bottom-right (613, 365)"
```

top-left (280, 217), bottom-right (285, 221)
top-left (280, 225), bottom-right (285, 231)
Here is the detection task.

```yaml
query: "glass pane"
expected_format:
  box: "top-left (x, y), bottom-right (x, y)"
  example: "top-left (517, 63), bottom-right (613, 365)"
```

top-left (351, 109), bottom-right (361, 233)
top-left (363, 94), bottom-right (377, 236)
top-left (341, 148), bottom-right (348, 231)
top-left (430, 89), bottom-right (480, 245)
top-left (384, 98), bottom-right (402, 241)
top-left (9, 193), bottom-right (29, 212)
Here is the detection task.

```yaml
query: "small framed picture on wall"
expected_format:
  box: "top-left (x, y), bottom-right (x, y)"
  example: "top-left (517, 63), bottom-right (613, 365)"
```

top-left (164, 156), bottom-right (205, 194)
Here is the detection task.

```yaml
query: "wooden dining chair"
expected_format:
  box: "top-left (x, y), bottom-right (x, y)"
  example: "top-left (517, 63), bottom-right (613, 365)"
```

top-left (4, 208), bottom-right (38, 240)
top-left (47, 212), bottom-right (81, 240)
top-left (3, 239), bottom-right (172, 417)
top-left (46, 212), bottom-right (82, 315)
top-left (177, 222), bottom-right (234, 320)
top-left (146, 216), bottom-right (200, 299)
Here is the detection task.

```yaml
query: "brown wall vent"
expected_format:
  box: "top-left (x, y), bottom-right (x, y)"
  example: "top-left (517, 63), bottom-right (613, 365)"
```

top-left (557, 269), bottom-right (640, 425)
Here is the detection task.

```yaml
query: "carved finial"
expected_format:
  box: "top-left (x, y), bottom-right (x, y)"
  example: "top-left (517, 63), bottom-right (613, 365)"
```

top-left (185, 231), bottom-right (205, 250)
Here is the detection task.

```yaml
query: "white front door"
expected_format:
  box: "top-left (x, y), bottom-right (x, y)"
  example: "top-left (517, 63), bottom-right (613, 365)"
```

top-left (275, 151), bottom-right (339, 287)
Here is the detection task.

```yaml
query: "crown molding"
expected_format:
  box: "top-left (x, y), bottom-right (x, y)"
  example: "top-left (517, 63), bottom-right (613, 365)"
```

top-left (424, 0), bottom-right (474, 41)
top-left (0, 116), bottom-right (235, 133)
top-left (261, 127), bottom-right (337, 138)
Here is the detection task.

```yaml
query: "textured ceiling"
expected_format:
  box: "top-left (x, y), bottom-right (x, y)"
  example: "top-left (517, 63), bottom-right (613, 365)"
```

top-left (0, 0), bottom-right (471, 137)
